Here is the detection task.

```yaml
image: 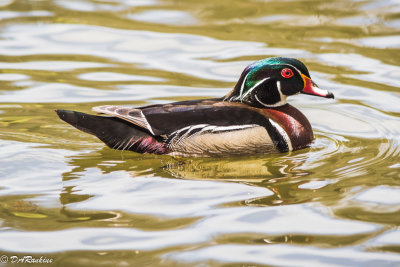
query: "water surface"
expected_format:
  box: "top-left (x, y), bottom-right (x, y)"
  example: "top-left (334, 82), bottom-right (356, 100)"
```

top-left (1, 0), bottom-right (400, 266)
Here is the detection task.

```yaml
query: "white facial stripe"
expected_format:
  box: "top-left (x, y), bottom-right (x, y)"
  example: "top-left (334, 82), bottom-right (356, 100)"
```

top-left (255, 94), bottom-right (287, 108)
top-left (276, 80), bottom-right (281, 93)
top-left (284, 64), bottom-right (303, 77)
top-left (276, 81), bottom-right (287, 105)
top-left (254, 80), bottom-right (287, 107)
top-left (241, 77), bottom-right (270, 101)
top-left (242, 63), bottom-right (303, 99)
top-left (269, 119), bottom-right (293, 151)
top-left (284, 63), bottom-right (305, 88)
top-left (267, 63), bottom-right (303, 77)
top-left (231, 62), bottom-right (307, 104)
top-left (237, 71), bottom-right (251, 100)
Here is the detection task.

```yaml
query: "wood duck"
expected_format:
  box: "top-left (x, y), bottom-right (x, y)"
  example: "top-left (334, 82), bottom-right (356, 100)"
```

top-left (56, 57), bottom-right (334, 157)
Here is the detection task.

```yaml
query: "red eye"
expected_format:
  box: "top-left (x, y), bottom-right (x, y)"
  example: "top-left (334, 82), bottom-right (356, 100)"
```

top-left (281, 68), bottom-right (293, 78)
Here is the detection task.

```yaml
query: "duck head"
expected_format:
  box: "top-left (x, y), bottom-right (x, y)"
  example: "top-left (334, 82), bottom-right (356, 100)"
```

top-left (225, 57), bottom-right (334, 107)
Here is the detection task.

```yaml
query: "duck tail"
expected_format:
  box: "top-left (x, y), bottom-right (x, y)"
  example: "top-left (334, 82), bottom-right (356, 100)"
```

top-left (55, 110), bottom-right (169, 154)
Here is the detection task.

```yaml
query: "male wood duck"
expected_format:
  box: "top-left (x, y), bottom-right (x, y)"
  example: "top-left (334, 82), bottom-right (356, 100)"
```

top-left (56, 57), bottom-right (334, 157)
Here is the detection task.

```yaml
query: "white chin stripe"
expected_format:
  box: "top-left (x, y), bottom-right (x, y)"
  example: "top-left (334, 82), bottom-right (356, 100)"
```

top-left (269, 119), bottom-right (293, 151)
top-left (254, 80), bottom-right (287, 108)
top-left (255, 94), bottom-right (287, 108)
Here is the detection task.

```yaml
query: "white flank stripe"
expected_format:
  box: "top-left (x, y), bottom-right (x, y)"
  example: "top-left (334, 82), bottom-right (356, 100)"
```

top-left (174, 125), bottom-right (191, 134)
top-left (182, 124), bottom-right (208, 135)
top-left (211, 124), bottom-right (257, 132)
top-left (268, 119), bottom-right (293, 151)
top-left (172, 124), bottom-right (258, 137)
top-left (199, 125), bottom-right (217, 133)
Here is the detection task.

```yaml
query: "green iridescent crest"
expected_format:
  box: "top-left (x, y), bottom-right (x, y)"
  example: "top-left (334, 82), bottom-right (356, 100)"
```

top-left (240, 60), bottom-right (283, 98)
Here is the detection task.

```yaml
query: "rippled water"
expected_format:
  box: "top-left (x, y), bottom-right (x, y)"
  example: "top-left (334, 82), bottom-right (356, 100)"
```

top-left (1, 0), bottom-right (400, 266)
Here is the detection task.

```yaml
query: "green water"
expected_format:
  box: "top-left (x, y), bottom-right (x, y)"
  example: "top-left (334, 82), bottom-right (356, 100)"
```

top-left (1, 0), bottom-right (400, 266)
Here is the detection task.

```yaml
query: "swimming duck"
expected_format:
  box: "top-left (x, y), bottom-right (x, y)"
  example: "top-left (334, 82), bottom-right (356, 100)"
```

top-left (56, 57), bottom-right (334, 157)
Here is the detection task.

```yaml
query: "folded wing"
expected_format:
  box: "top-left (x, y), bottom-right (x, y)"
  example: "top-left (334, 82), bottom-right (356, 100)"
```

top-left (91, 102), bottom-right (289, 156)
